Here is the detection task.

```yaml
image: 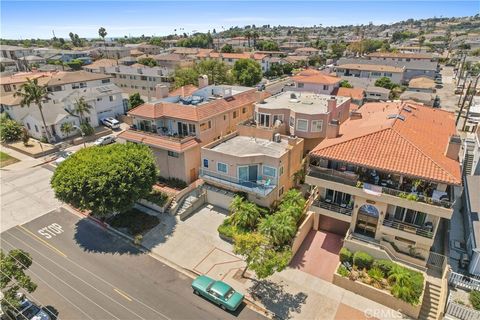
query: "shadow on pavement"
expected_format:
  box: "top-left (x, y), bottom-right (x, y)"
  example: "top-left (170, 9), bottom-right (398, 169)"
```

top-left (141, 213), bottom-right (178, 249)
top-left (249, 280), bottom-right (308, 319)
top-left (73, 218), bottom-right (142, 255)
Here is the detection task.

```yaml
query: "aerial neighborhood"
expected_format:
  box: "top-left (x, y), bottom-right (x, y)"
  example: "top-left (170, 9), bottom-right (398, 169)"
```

top-left (1, 3), bottom-right (480, 320)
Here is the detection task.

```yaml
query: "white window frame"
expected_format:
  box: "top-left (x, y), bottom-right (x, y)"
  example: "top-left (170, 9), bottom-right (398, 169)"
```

top-left (311, 120), bottom-right (323, 132)
top-left (296, 118), bottom-right (308, 132)
top-left (262, 165), bottom-right (276, 178)
top-left (258, 113), bottom-right (270, 127)
top-left (273, 114), bottom-right (284, 124)
top-left (203, 158), bottom-right (209, 168)
top-left (217, 162), bottom-right (228, 174)
top-left (279, 166), bottom-right (284, 176)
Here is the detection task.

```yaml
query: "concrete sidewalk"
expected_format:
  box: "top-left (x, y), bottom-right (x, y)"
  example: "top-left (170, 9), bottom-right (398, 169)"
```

top-left (141, 205), bottom-right (403, 319)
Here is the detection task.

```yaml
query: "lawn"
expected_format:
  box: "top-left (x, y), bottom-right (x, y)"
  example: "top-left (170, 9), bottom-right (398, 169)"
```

top-left (0, 151), bottom-right (19, 168)
top-left (107, 208), bottom-right (160, 236)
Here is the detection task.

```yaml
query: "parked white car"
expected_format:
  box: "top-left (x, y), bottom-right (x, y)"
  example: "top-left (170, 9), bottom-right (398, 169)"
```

top-left (101, 117), bottom-right (120, 129)
top-left (54, 151), bottom-right (74, 165)
top-left (94, 135), bottom-right (116, 146)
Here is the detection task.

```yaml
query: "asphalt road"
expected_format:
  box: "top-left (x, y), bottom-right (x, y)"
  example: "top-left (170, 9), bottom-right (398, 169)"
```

top-left (265, 78), bottom-right (292, 95)
top-left (0, 208), bottom-right (266, 320)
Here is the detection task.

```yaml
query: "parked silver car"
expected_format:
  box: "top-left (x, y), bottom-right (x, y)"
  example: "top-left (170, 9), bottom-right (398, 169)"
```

top-left (101, 117), bottom-right (120, 129)
top-left (93, 135), bottom-right (116, 146)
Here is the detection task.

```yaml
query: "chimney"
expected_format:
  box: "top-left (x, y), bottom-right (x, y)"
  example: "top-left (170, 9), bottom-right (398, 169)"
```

top-left (198, 75), bottom-right (208, 88)
top-left (350, 110), bottom-right (363, 120)
top-left (155, 84), bottom-right (169, 99)
top-left (326, 119), bottom-right (340, 138)
top-left (287, 135), bottom-right (297, 146)
top-left (327, 97), bottom-right (337, 113)
top-left (445, 135), bottom-right (461, 160)
top-left (99, 66), bottom-right (106, 73)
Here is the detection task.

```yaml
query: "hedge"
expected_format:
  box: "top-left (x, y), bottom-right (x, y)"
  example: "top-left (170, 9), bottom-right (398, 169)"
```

top-left (353, 251), bottom-right (374, 270)
top-left (339, 247), bottom-right (353, 264)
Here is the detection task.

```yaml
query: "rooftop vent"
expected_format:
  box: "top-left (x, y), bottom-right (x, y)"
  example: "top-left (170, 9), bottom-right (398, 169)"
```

top-left (387, 114), bottom-right (405, 121)
top-left (290, 93), bottom-right (297, 99)
top-left (402, 107), bottom-right (412, 113)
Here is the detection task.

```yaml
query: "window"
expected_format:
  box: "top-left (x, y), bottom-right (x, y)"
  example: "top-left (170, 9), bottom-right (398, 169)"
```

top-left (297, 82), bottom-right (304, 88)
top-left (223, 115), bottom-right (227, 120)
top-left (101, 79), bottom-right (110, 83)
top-left (263, 166), bottom-right (276, 177)
top-left (26, 123), bottom-right (31, 130)
top-left (296, 119), bottom-right (308, 132)
top-left (259, 113), bottom-right (270, 127)
top-left (279, 166), bottom-right (284, 176)
top-left (371, 72), bottom-right (381, 77)
top-left (200, 120), bottom-right (212, 131)
top-left (311, 120), bottom-right (323, 132)
top-left (188, 124), bottom-right (196, 134)
top-left (217, 162), bottom-right (228, 173)
top-left (323, 85), bottom-right (329, 90)
top-left (273, 114), bottom-right (284, 124)
top-left (34, 125), bottom-right (38, 132)
top-left (168, 151), bottom-right (179, 158)
top-left (142, 87), bottom-right (146, 90)
top-left (279, 186), bottom-right (284, 197)
top-left (394, 207), bottom-right (426, 227)
top-left (72, 83), bottom-right (80, 89)
top-left (384, 72), bottom-right (392, 77)
top-left (233, 111), bottom-right (238, 119)
top-left (4, 84), bottom-right (11, 92)
top-left (203, 159), bottom-right (209, 168)
top-left (97, 97), bottom-right (102, 101)
top-left (242, 107), bottom-right (247, 114)
top-left (141, 76), bottom-right (147, 81)
top-left (109, 96), bottom-right (114, 102)
top-left (289, 116), bottom-right (295, 127)
top-left (79, 82), bottom-right (87, 88)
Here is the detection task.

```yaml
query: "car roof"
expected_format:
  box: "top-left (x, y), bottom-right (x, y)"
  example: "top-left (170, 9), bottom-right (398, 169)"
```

top-left (192, 275), bottom-right (215, 288)
top-left (210, 281), bottom-right (232, 296)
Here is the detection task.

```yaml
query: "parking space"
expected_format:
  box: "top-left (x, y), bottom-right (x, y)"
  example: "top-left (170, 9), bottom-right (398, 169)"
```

top-left (290, 230), bottom-right (343, 282)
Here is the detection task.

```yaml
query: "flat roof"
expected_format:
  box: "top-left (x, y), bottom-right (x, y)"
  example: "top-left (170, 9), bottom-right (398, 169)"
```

top-left (257, 91), bottom-right (349, 115)
top-left (210, 135), bottom-right (289, 158)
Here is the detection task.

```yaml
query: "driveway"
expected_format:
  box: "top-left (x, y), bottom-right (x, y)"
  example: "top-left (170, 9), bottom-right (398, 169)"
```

top-left (290, 230), bottom-right (343, 282)
top-left (436, 66), bottom-right (459, 112)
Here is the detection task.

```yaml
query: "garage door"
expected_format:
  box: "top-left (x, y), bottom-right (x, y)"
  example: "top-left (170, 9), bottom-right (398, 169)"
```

top-left (318, 214), bottom-right (350, 236)
top-left (206, 188), bottom-right (234, 211)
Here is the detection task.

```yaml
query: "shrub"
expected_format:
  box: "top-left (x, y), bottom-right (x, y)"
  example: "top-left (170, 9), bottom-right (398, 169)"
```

top-left (368, 267), bottom-right (384, 288)
top-left (217, 217), bottom-right (247, 239)
top-left (337, 264), bottom-right (349, 277)
top-left (80, 122), bottom-right (94, 136)
top-left (339, 247), bottom-right (353, 264)
top-left (373, 259), bottom-right (396, 275)
top-left (144, 189), bottom-right (169, 207)
top-left (157, 176), bottom-right (188, 189)
top-left (0, 116), bottom-right (23, 142)
top-left (470, 290), bottom-right (480, 310)
top-left (353, 251), bottom-right (373, 270)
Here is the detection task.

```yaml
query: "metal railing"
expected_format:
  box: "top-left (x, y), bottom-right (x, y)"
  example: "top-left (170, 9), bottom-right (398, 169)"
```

top-left (382, 219), bottom-right (434, 239)
top-left (199, 168), bottom-right (277, 197)
top-left (449, 271), bottom-right (480, 291)
top-left (128, 128), bottom-right (197, 144)
top-left (308, 165), bottom-right (454, 209)
top-left (313, 199), bottom-right (353, 216)
top-left (446, 298), bottom-right (480, 320)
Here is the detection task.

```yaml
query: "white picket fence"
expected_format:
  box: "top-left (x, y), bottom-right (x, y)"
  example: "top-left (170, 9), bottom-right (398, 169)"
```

top-left (449, 271), bottom-right (480, 291)
top-left (445, 300), bottom-right (480, 320)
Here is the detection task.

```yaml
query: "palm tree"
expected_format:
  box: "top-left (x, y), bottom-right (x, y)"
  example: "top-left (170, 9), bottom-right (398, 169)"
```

top-left (14, 78), bottom-right (52, 141)
top-left (60, 122), bottom-right (73, 139)
top-left (244, 30), bottom-right (251, 48)
top-left (252, 30), bottom-right (259, 49)
top-left (98, 27), bottom-right (107, 49)
top-left (259, 212), bottom-right (296, 246)
top-left (72, 97), bottom-right (93, 124)
top-left (230, 196), bottom-right (261, 229)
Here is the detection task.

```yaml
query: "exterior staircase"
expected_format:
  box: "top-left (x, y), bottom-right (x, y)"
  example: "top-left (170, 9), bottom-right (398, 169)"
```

top-left (419, 281), bottom-right (442, 320)
top-left (177, 195), bottom-right (199, 216)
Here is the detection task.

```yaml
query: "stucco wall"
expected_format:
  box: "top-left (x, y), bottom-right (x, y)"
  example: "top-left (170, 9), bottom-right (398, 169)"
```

top-left (206, 188), bottom-right (234, 211)
top-left (291, 211), bottom-right (314, 257)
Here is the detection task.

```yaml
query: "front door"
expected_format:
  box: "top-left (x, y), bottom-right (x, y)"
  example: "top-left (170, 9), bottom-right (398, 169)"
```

top-left (355, 204), bottom-right (379, 238)
top-left (248, 165), bottom-right (258, 182)
top-left (189, 168), bottom-right (196, 182)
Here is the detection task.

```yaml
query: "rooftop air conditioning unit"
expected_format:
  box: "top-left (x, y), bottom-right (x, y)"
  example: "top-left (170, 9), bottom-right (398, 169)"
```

top-left (274, 133), bottom-right (281, 143)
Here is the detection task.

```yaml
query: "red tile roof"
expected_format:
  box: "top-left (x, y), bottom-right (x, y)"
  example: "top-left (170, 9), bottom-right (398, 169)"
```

top-left (199, 52), bottom-right (267, 61)
top-left (292, 69), bottom-right (341, 85)
top-left (118, 130), bottom-right (199, 152)
top-left (310, 102), bottom-right (461, 185)
top-left (168, 85), bottom-right (198, 97)
top-left (128, 89), bottom-right (269, 122)
top-left (332, 87), bottom-right (365, 100)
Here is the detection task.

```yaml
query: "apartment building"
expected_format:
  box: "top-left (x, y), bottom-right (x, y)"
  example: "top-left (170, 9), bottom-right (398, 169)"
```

top-left (335, 63), bottom-right (405, 84)
top-left (118, 79), bottom-right (268, 183)
top-left (1, 71), bottom-right (125, 141)
top-left (1, 45), bottom-right (34, 71)
top-left (291, 69), bottom-right (341, 95)
top-left (152, 54), bottom-right (194, 72)
top-left (200, 128), bottom-right (304, 208)
top-left (305, 101), bottom-right (462, 269)
top-left (196, 52), bottom-right (270, 72)
top-left (84, 63), bottom-right (172, 98)
top-left (137, 44), bottom-right (163, 55)
top-left (254, 91), bottom-right (351, 152)
top-left (367, 52), bottom-right (436, 62)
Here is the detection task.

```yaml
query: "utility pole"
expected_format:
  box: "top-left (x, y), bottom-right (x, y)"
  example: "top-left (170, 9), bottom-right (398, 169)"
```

top-left (462, 75), bottom-right (480, 131)
top-left (457, 52), bottom-right (467, 86)
top-left (456, 80), bottom-right (472, 126)
top-left (457, 72), bottom-right (470, 109)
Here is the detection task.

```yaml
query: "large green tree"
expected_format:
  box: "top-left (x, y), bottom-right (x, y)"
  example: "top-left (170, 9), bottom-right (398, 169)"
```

top-left (138, 57), bottom-right (157, 67)
top-left (196, 59), bottom-right (233, 85)
top-left (0, 114), bottom-right (23, 142)
top-left (173, 67), bottom-right (199, 88)
top-left (0, 249), bottom-right (37, 312)
top-left (374, 76), bottom-right (397, 90)
top-left (51, 143), bottom-right (158, 217)
top-left (230, 195), bottom-right (261, 229)
top-left (221, 44), bottom-right (234, 53)
top-left (98, 27), bottom-right (107, 46)
top-left (232, 59), bottom-right (262, 86)
top-left (72, 97), bottom-right (93, 124)
top-left (14, 78), bottom-right (52, 141)
top-left (233, 233), bottom-right (291, 279)
top-left (128, 93), bottom-right (145, 110)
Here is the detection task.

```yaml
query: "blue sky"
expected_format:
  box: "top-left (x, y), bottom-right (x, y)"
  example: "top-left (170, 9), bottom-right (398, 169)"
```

top-left (1, 1), bottom-right (478, 39)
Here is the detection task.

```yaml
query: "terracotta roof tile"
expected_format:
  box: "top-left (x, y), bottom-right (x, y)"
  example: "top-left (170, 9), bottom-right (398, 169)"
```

top-left (332, 87), bottom-right (365, 100)
top-left (292, 70), bottom-right (341, 85)
top-left (168, 85), bottom-right (198, 97)
top-left (310, 102), bottom-right (461, 185)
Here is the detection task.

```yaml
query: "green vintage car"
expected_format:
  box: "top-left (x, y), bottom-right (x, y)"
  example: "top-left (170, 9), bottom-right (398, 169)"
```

top-left (191, 275), bottom-right (244, 311)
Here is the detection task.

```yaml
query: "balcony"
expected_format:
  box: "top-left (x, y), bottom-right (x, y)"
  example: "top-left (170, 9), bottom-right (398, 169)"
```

top-left (313, 198), bottom-right (353, 216)
top-left (130, 125), bottom-right (196, 143)
top-left (382, 219), bottom-right (434, 239)
top-left (199, 168), bottom-right (277, 197)
top-left (307, 165), bottom-right (454, 209)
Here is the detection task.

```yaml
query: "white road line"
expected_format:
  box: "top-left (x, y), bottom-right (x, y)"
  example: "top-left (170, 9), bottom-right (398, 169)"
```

top-left (3, 238), bottom-right (122, 320)
top-left (1, 240), bottom-right (94, 320)
top-left (6, 230), bottom-right (162, 320)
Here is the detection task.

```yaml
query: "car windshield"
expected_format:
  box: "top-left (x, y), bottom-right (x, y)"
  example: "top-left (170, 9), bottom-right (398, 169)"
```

top-left (21, 304), bottom-right (40, 319)
top-left (225, 288), bottom-right (235, 300)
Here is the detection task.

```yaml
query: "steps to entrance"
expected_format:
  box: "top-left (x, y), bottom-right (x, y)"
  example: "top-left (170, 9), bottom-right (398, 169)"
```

top-left (419, 281), bottom-right (442, 320)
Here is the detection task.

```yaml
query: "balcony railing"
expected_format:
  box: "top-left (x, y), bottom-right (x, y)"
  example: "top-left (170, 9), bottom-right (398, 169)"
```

top-left (128, 127), bottom-right (197, 144)
top-left (307, 165), bottom-right (454, 209)
top-left (313, 199), bottom-right (353, 216)
top-left (199, 168), bottom-right (277, 197)
top-left (382, 219), bottom-right (434, 239)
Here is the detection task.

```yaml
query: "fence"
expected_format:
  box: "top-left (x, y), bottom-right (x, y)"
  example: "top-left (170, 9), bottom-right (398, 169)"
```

top-left (449, 271), bottom-right (480, 291)
top-left (445, 299), bottom-right (480, 320)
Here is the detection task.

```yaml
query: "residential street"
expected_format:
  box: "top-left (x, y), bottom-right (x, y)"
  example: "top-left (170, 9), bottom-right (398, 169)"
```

top-left (0, 207), bottom-right (266, 320)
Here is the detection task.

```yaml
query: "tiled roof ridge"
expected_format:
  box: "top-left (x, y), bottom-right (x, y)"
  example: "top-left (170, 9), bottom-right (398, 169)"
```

top-left (313, 126), bottom-right (392, 152)
top-left (390, 125), bottom-right (460, 184)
